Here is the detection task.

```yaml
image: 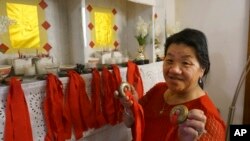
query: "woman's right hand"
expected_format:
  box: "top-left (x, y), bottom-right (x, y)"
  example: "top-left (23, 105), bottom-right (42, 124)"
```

top-left (122, 107), bottom-right (134, 127)
top-left (114, 84), bottom-right (138, 127)
top-left (115, 84), bottom-right (138, 108)
top-left (178, 109), bottom-right (207, 141)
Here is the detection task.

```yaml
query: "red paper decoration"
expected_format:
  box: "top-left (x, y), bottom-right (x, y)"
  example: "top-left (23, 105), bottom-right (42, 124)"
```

top-left (113, 25), bottom-right (118, 31)
top-left (88, 23), bottom-right (94, 30)
top-left (154, 13), bottom-right (158, 19)
top-left (39, 0), bottom-right (48, 9)
top-left (87, 5), bottom-right (93, 12)
top-left (43, 43), bottom-right (52, 52)
top-left (0, 43), bottom-right (9, 53)
top-left (42, 21), bottom-right (51, 30)
top-left (89, 41), bottom-right (95, 48)
top-left (114, 41), bottom-right (119, 48)
top-left (112, 9), bottom-right (117, 15)
top-left (42, 21), bottom-right (50, 30)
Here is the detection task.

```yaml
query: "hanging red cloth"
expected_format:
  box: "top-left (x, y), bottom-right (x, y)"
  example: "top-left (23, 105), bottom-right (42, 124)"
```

top-left (4, 77), bottom-right (33, 141)
top-left (112, 64), bottom-right (123, 123)
top-left (76, 73), bottom-right (96, 129)
top-left (127, 61), bottom-right (144, 98)
top-left (66, 70), bottom-right (87, 139)
top-left (91, 68), bottom-right (107, 128)
top-left (43, 74), bottom-right (71, 141)
top-left (125, 90), bottom-right (144, 141)
top-left (112, 64), bottom-right (122, 86)
top-left (126, 61), bottom-right (145, 141)
top-left (101, 67), bottom-right (116, 125)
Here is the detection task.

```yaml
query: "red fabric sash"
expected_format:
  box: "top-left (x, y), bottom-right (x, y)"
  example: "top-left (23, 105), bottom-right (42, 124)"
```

top-left (44, 74), bottom-right (71, 141)
top-left (76, 73), bottom-right (96, 129)
top-left (112, 64), bottom-right (123, 123)
top-left (126, 61), bottom-right (145, 141)
top-left (125, 90), bottom-right (144, 141)
top-left (101, 67), bottom-right (116, 125)
top-left (127, 61), bottom-right (144, 98)
top-left (66, 71), bottom-right (86, 139)
top-left (4, 77), bottom-right (33, 141)
top-left (91, 69), bottom-right (107, 128)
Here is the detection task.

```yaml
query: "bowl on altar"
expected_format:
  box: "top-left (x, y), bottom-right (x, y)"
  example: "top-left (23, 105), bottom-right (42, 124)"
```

top-left (45, 64), bottom-right (59, 75)
top-left (59, 64), bottom-right (76, 71)
top-left (0, 65), bottom-right (12, 81)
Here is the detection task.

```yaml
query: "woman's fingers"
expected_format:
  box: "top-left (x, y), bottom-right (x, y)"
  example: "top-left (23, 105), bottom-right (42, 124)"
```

top-left (178, 109), bottom-right (207, 141)
top-left (114, 90), bottom-right (133, 107)
top-left (122, 108), bottom-right (135, 127)
top-left (188, 109), bottom-right (207, 123)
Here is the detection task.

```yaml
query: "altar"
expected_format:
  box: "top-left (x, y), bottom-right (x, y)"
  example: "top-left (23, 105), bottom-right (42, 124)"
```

top-left (0, 62), bottom-right (164, 141)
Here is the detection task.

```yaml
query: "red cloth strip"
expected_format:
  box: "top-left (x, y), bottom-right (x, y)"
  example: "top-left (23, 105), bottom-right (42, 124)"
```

top-left (4, 77), bottom-right (33, 141)
top-left (76, 72), bottom-right (96, 129)
top-left (91, 69), bottom-right (107, 128)
top-left (127, 61), bottom-right (144, 98)
top-left (101, 67), bottom-right (116, 125)
top-left (66, 71), bottom-right (86, 139)
top-left (125, 90), bottom-right (144, 141)
top-left (44, 74), bottom-right (71, 141)
top-left (112, 64), bottom-right (123, 123)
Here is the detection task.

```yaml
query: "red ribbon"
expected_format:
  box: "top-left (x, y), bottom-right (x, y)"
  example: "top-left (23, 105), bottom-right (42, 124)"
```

top-left (125, 90), bottom-right (144, 141)
top-left (126, 61), bottom-right (145, 141)
top-left (66, 70), bottom-right (88, 139)
top-left (127, 61), bottom-right (144, 99)
top-left (44, 74), bottom-right (71, 141)
top-left (76, 72), bottom-right (96, 129)
top-left (4, 77), bottom-right (33, 141)
top-left (91, 68), bottom-right (107, 128)
top-left (101, 67), bottom-right (117, 125)
top-left (112, 64), bottom-right (123, 123)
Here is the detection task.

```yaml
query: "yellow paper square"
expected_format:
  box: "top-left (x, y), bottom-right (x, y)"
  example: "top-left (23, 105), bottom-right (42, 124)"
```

top-left (7, 3), bottom-right (40, 49)
top-left (90, 7), bottom-right (116, 49)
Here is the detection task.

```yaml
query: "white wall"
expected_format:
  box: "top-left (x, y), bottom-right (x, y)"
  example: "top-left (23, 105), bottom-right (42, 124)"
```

top-left (45, 0), bottom-right (71, 64)
top-left (174, 0), bottom-right (250, 124)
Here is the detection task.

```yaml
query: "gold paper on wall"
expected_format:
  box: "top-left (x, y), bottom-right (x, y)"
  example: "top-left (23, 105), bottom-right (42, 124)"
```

top-left (90, 7), bottom-right (116, 50)
top-left (7, 3), bottom-right (40, 49)
top-left (0, 0), bottom-right (48, 54)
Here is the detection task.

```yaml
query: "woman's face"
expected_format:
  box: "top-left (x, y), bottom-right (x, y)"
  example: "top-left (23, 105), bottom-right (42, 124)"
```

top-left (163, 43), bottom-right (204, 93)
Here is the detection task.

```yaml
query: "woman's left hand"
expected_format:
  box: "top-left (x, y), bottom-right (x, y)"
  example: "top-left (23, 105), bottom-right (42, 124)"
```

top-left (178, 109), bottom-right (207, 141)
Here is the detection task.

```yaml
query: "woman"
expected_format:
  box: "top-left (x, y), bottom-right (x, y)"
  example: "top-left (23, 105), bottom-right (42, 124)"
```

top-left (120, 28), bottom-right (226, 141)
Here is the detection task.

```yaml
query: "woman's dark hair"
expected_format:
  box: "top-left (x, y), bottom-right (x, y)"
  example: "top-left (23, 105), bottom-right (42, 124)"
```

top-left (164, 28), bottom-right (210, 88)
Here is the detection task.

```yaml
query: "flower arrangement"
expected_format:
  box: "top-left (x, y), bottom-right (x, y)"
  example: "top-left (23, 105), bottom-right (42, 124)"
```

top-left (135, 16), bottom-right (149, 46)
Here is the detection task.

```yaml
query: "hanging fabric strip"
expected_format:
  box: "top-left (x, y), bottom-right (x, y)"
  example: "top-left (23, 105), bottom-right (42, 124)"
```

top-left (76, 72), bottom-right (96, 129)
top-left (127, 61), bottom-right (144, 98)
top-left (125, 90), bottom-right (144, 141)
top-left (91, 68), bottom-right (107, 128)
top-left (101, 67), bottom-right (116, 125)
top-left (4, 77), bottom-right (33, 141)
top-left (112, 64), bottom-right (123, 123)
top-left (43, 74), bottom-right (71, 141)
top-left (66, 70), bottom-right (85, 139)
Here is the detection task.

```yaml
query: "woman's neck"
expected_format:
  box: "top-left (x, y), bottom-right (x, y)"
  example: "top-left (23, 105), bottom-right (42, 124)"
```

top-left (164, 86), bottom-right (205, 105)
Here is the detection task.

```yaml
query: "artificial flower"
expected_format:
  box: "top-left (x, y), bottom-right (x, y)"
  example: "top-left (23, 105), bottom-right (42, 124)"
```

top-left (135, 16), bottom-right (149, 46)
